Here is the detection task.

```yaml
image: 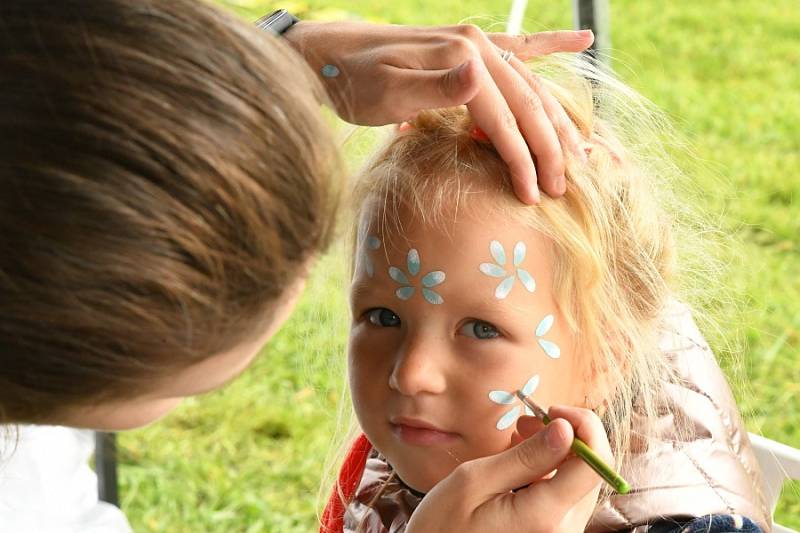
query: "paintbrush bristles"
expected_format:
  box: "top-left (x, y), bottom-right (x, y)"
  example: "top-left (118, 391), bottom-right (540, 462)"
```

top-left (515, 390), bottom-right (548, 420)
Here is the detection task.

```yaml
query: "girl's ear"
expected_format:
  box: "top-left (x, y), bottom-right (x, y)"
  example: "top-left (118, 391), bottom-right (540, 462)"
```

top-left (584, 348), bottom-right (628, 417)
top-left (584, 360), bottom-right (609, 415)
top-left (583, 131), bottom-right (624, 165)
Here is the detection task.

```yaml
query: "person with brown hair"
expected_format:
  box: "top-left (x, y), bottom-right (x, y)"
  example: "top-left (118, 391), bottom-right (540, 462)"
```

top-left (0, 0), bottom-right (606, 530)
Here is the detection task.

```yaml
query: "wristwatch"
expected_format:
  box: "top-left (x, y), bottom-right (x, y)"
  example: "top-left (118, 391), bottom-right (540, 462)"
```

top-left (255, 9), bottom-right (300, 36)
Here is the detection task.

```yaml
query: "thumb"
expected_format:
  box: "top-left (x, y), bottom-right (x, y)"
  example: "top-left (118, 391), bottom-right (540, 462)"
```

top-left (510, 415), bottom-right (545, 447)
top-left (439, 58), bottom-right (482, 105)
top-left (394, 59), bottom-right (482, 120)
top-left (461, 418), bottom-right (573, 501)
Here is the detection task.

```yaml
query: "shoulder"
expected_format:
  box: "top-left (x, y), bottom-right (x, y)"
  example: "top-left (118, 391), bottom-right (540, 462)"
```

top-left (0, 426), bottom-right (132, 532)
top-left (644, 514), bottom-right (763, 533)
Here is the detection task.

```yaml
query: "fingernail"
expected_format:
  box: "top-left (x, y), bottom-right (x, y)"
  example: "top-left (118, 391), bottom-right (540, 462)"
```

top-left (530, 185), bottom-right (541, 204)
top-left (546, 422), bottom-right (567, 451)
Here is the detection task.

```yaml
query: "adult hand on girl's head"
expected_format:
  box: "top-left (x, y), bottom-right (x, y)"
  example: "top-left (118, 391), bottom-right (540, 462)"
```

top-left (406, 406), bottom-right (612, 533)
top-left (283, 22), bottom-right (594, 204)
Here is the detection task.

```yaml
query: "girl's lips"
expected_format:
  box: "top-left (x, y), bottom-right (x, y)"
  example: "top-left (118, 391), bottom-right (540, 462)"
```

top-left (390, 418), bottom-right (460, 446)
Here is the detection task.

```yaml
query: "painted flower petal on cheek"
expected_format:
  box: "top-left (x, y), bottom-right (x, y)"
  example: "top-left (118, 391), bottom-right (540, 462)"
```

top-left (396, 286), bottom-right (415, 300)
top-left (367, 236), bottom-right (381, 250)
top-left (421, 271), bottom-right (446, 287)
top-left (490, 240), bottom-right (506, 266)
top-left (407, 249), bottom-right (420, 276)
top-left (517, 268), bottom-right (536, 293)
top-left (534, 314), bottom-right (560, 358)
top-left (496, 406), bottom-right (521, 430)
top-left (422, 288), bottom-right (443, 305)
top-left (495, 276), bottom-right (516, 300)
top-left (389, 266), bottom-right (409, 285)
top-left (489, 374), bottom-right (541, 431)
top-left (513, 241), bottom-right (526, 267)
top-left (538, 339), bottom-right (561, 359)
top-left (521, 374), bottom-right (540, 396)
top-left (479, 263), bottom-right (506, 278)
top-left (489, 390), bottom-right (516, 405)
top-left (535, 314), bottom-right (554, 337)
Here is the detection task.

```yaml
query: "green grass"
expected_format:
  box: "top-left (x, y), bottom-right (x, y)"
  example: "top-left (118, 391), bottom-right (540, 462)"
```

top-left (118, 1), bottom-right (799, 530)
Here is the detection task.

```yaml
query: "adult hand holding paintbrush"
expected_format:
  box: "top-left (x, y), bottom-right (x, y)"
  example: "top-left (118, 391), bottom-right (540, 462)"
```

top-left (407, 405), bottom-right (615, 533)
top-left (516, 393), bottom-right (630, 495)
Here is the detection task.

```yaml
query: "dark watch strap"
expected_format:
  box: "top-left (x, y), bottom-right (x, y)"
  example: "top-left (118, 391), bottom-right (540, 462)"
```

top-left (255, 9), bottom-right (300, 36)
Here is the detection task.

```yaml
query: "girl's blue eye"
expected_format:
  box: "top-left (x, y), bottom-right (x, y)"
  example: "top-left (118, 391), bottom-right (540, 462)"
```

top-left (366, 308), bottom-right (401, 327)
top-left (460, 320), bottom-right (500, 340)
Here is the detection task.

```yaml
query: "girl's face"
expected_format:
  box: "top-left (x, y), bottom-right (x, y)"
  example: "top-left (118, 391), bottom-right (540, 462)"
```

top-left (349, 206), bottom-right (589, 492)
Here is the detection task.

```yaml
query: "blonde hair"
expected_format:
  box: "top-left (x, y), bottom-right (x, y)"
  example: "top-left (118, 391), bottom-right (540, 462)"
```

top-left (335, 54), bottom-right (703, 510)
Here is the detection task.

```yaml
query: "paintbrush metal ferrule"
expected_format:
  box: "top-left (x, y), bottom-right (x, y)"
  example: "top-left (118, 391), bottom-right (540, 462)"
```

top-left (515, 391), bottom-right (549, 421)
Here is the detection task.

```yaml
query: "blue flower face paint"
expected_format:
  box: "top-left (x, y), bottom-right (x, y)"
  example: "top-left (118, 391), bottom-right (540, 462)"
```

top-left (359, 234), bottom-right (381, 278)
top-left (489, 374), bottom-right (540, 430)
top-left (348, 208), bottom-right (582, 495)
top-left (535, 314), bottom-right (561, 359)
top-left (389, 249), bottom-right (446, 304)
top-left (484, 315), bottom-right (561, 431)
top-left (321, 64), bottom-right (340, 78)
top-left (479, 240), bottom-right (536, 299)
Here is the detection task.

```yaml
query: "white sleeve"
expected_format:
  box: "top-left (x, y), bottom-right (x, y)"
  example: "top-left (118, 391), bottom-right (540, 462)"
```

top-left (0, 425), bottom-right (132, 533)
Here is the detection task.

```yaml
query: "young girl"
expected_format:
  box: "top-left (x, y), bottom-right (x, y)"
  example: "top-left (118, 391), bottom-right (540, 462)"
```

top-left (321, 56), bottom-right (771, 532)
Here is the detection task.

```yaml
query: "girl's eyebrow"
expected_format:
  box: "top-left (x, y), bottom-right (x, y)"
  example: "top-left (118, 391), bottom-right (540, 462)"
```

top-left (446, 292), bottom-right (535, 323)
top-left (465, 301), bottom-right (525, 322)
top-left (349, 280), bottom-right (385, 303)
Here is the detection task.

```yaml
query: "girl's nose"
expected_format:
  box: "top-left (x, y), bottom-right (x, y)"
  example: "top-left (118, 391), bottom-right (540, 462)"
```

top-left (388, 335), bottom-right (448, 396)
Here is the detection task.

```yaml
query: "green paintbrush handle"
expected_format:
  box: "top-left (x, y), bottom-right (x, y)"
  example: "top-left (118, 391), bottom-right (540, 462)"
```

top-left (540, 413), bottom-right (630, 494)
top-left (570, 437), bottom-right (630, 494)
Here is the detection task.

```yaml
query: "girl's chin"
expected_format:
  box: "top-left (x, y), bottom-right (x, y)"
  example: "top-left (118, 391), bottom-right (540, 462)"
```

top-left (391, 455), bottom-right (459, 493)
top-left (394, 469), bottom-right (441, 494)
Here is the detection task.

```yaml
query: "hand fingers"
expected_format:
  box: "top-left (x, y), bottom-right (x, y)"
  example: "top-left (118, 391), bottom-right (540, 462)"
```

top-left (515, 406), bottom-right (613, 517)
top-left (455, 417), bottom-right (573, 506)
top-left (506, 55), bottom-right (588, 169)
top-left (488, 30), bottom-right (594, 60)
top-left (394, 34), bottom-right (578, 197)
top-left (380, 60), bottom-right (482, 123)
top-left (511, 416), bottom-right (557, 480)
top-left (479, 49), bottom-right (565, 198)
top-left (548, 405), bottom-right (613, 458)
top-left (378, 26), bottom-right (593, 202)
top-left (513, 414), bottom-right (546, 444)
top-left (466, 68), bottom-right (541, 204)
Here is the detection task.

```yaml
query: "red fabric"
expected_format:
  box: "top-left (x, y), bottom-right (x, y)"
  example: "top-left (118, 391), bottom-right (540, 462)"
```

top-left (320, 433), bottom-right (373, 533)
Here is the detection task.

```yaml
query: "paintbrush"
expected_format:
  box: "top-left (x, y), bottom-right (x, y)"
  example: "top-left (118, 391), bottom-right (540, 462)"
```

top-left (515, 390), bottom-right (631, 495)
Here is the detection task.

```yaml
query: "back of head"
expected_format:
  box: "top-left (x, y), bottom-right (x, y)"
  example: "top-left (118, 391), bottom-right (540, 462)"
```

top-left (0, 0), bottom-right (341, 423)
top-left (350, 55), bottom-right (689, 481)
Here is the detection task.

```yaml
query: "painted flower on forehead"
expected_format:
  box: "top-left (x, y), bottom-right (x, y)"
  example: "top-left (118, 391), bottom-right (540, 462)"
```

top-left (535, 314), bottom-right (561, 359)
top-left (479, 240), bottom-right (536, 299)
top-left (359, 234), bottom-right (381, 277)
top-left (388, 249), bottom-right (446, 305)
top-left (489, 374), bottom-right (540, 431)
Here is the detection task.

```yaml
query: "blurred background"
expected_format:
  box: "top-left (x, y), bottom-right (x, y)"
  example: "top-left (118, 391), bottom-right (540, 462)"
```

top-left (116, 1), bottom-right (799, 530)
